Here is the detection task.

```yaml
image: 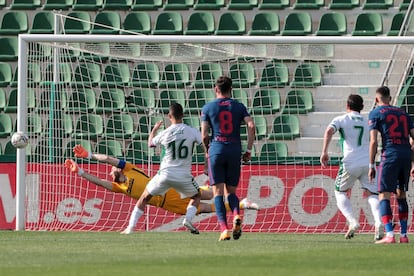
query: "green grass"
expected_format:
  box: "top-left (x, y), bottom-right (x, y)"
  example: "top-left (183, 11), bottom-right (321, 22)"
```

top-left (0, 231), bottom-right (412, 275)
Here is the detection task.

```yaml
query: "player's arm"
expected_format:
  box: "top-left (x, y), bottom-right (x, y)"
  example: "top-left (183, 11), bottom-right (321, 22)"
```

top-left (409, 129), bottom-right (414, 177)
top-left (148, 120), bottom-right (163, 147)
top-left (243, 116), bottom-right (255, 163)
top-left (201, 121), bottom-right (210, 175)
top-left (64, 159), bottom-right (113, 190)
top-left (320, 126), bottom-right (335, 168)
top-left (368, 129), bottom-right (378, 182)
top-left (73, 144), bottom-right (120, 167)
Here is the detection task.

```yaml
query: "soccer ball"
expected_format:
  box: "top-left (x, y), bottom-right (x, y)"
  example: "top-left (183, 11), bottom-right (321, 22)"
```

top-left (11, 132), bottom-right (29, 149)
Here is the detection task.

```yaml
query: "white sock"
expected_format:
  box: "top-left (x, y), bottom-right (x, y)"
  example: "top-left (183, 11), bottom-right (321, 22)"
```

top-left (185, 205), bottom-right (198, 222)
top-left (367, 194), bottom-right (381, 227)
top-left (335, 191), bottom-right (357, 225)
top-left (127, 206), bottom-right (144, 230)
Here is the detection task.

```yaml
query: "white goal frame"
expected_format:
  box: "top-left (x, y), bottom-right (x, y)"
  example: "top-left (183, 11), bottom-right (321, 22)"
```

top-left (15, 34), bottom-right (414, 231)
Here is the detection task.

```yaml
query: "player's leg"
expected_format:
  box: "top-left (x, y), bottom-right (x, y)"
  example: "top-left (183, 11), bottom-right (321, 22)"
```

top-left (334, 166), bottom-right (359, 239)
top-left (183, 189), bottom-right (202, 234)
top-left (121, 189), bottom-right (153, 234)
top-left (360, 171), bottom-right (382, 240)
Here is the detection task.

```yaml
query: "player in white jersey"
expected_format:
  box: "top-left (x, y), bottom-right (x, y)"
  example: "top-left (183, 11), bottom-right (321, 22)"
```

top-left (122, 103), bottom-right (202, 235)
top-left (320, 94), bottom-right (382, 241)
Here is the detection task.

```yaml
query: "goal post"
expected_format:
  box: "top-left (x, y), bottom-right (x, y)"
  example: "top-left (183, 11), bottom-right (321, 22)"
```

top-left (16, 34), bottom-right (414, 232)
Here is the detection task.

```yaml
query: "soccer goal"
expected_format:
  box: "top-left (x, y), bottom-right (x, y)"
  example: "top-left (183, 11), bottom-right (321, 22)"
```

top-left (15, 33), bottom-right (414, 233)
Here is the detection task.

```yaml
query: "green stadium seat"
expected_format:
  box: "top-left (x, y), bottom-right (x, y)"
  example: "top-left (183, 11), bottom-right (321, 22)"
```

top-left (141, 43), bottom-right (172, 58)
top-left (248, 12), bottom-right (280, 35)
top-left (121, 12), bottom-right (151, 35)
top-left (164, 0), bottom-right (194, 9)
top-left (187, 90), bottom-right (215, 114)
top-left (268, 114), bottom-right (300, 140)
top-left (253, 115), bottom-right (268, 140)
top-left (80, 42), bottom-right (110, 62)
top-left (5, 88), bottom-right (36, 113)
top-left (103, 0), bottom-right (132, 9)
top-left (258, 62), bottom-right (289, 87)
top-left (132, 115), bottom-right (165, 140)
top-left (0, 11), bottom-right (28, 35)
top-left (191, 143), bottom-right (205, 163)
top-left (125, 88), bottom-right (156, 113)
top-left (158, 90), bottom-right (186, 114)
top-left (185, 11), bottom-right (215, 35)
top-left (399, 0), bottom-right (410, 10)
top-left (96, 140), bottom-right (124, 159)
top-left (0, 114), bottom-right (13, 138)
top-left (352, 13), bottom-right (383, 36)
top-left (130, 63), bottom-right (160, 88)
top-left (302, 44), bottom-right (335, 61)
top-left (72, 114), bottom-right (103, 139)
top-left (104, 114), bottom-right (134, 139)
top-left (0, 37), bottom-right (18, 61)
top-left (125, 140), bottom-right (154, 164)
top-left (96, 88), bottom-right (126, 114)
top-left (183, 116), bottom-right (201, 130)
top-left (227, 0), bottom-right (258, 10)
top-left (281, 12), bottom-right (312, 36)
top-left (0, 88), bottom-right (6, 112)
top-left (328, 0), bottom-right (359, 9)
top-left (293, 0), bottom-right (324, 9)
top-left (232, 89), bottom-right (249, 107)
top-left (72, 0), bottom-right (103, 10)
top-left (63, 139), bottom-right (94, 159)
top-left (72, 63), bottom-right (102, 88)
top-left (0, 0), bottom-right (6, 7)
top-left (25, 114), bottom-right (43, 136)
top-left (100, 63), bottom-right (130, 88)
top-left (10, 0), bottom-right (41, 9)
top-left (90, 12), bottom-right (121, 34)
top-left (258, 0), bottom-right (289, 9)
top-left (63, 12), bottom-right (91, 34)
top-left (193, 63), bottom-right (223, 88)
top-left (131, 0), bottom-right (162, 10)
top-left (315, 12), bottom-right (347, 36)
top-left (215, 12), bottom-right (246, 35)
top-left (362, 0), bottom-right (393, 9)
top-left (387, 12), bottom-right (405, 36)
top-left (67, 88), bottom-right (97, 113)
top-left (0, 63), bottom-right (12, 87)
top-left (43, 0), bottom-right (73, 9)
top-left (290, 63), bottom-right (321, 87)
top-left (37, 90), bottom-right (68, 113)
top-left (152, 12), bottom-right (183, 35)
top-left (43, 113), bottom-right (73, 137)
top-left (158, 63), bottom-right (191, 88)
top-left (193, 0), bottom-right (224, 9)
top-left (259, 142), bottom-right (288, 163)
top-left (30, 11), bottom-right (55, 34)
top-left (251, 89), bottom-right (281, 114)
top-left (229, 63), bottom-right (256, 88)
top-left (43, 63), bottom-right (72, 86)
top-left (282, 89), bottom-right (314, 114)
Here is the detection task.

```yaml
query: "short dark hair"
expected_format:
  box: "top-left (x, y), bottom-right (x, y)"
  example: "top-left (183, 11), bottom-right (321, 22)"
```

top-left (169, 102), bottom-right (184, 120)
top-left (347, 94), bottom-right (364, 112)
top-left (215, 76), bottom-right (232, 94)
top-left (376, 86), bottom-right (391, 98)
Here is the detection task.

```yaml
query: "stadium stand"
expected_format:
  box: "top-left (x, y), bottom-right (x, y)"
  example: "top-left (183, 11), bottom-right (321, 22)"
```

top-left (258, 0), bottom-right (289, 9)
top-left (315, 12), bottom-right (347, 36)
top-left (121, 12), bottom-right (151, 35)
top-left (215, 12), bottom-right (246, 35)
top-left (281, 12), bottom-right (312, 36)
top-left (152, 12), bottom-right (183, 35)
top-left (0, 63), bottom-right (12, 87)
top-left (125, 88), bottom-right (156, 113)
top-left (104, 113), bottom-right (134, 139)
top-left (96, 88), bottom-right (126, 114)
top-left (90, 11), bottom-right (121, 34)
top-left (185, 11), bottom-right (215, 35)
top-left (96, 139), bottom-right (124, 159)
top-left (0, 37), bottom-right (18, 61)
top-left (248, 12), bottom-right (280, 35)
top-left (352, 12), bottom-right (383, 36)
top-left (0, 11), bottom-right (29, 35)
top-left (30, 11), bottom-right (55, 34)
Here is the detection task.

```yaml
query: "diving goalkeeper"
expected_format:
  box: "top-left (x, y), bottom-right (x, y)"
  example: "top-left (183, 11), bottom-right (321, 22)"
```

top-left (65, 144), bottom-right (259, 231)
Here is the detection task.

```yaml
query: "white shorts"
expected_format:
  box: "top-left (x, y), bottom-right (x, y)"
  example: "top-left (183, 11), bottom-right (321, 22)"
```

top-left (335, 163), bottom-right (378, 194)
top-left (146, 170), bottom-right (200, 199)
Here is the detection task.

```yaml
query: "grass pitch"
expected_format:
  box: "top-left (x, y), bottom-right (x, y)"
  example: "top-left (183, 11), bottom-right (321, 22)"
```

top-left (0, 231), bottom-right (412, 276)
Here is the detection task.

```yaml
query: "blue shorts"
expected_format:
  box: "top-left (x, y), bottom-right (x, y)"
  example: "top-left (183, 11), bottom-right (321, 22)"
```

top-left (377, 155), bottom-right (411, 193)
top-left (208, 151), bottom-right (241, 186)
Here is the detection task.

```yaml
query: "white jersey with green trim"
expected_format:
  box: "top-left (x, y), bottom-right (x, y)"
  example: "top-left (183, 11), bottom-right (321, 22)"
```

top-left (151, 123), bottom-right (202, 173)
top-left (328, 111), bottom-right (369, 167)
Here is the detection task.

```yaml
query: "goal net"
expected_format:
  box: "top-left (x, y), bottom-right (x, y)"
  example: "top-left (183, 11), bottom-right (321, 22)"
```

top-left (16, 32), bottom-right (414, 233)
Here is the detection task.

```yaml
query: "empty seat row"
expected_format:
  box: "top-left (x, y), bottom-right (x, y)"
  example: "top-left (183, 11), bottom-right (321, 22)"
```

top-left (0, 61), bottom-right (323, 89)
top-left (0, 11), bottom-right (405, 37)
top-left (0, 0), bottom-right (405, 10)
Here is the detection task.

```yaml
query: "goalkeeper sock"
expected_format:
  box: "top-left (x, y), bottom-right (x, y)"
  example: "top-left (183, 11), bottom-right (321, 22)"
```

top-left (214, 196), bottom-right (228, 232)
top-left (227, 193), bottom-right (240, 216)
top-left (367, 194), bottom-right (381, 227)
top-left (126, 205), bottom-right (144, 230)
top-left (335, 191), bottom-right (357, 225)
top-left (185, 205), bottom-right (198, 223)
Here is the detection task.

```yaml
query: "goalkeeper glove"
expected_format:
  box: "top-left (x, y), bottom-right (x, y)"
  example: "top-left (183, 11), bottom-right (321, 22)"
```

top-left (73, 144), bottom-right (92, 159)
top-left (65, 159), bottom-right (84, 176)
